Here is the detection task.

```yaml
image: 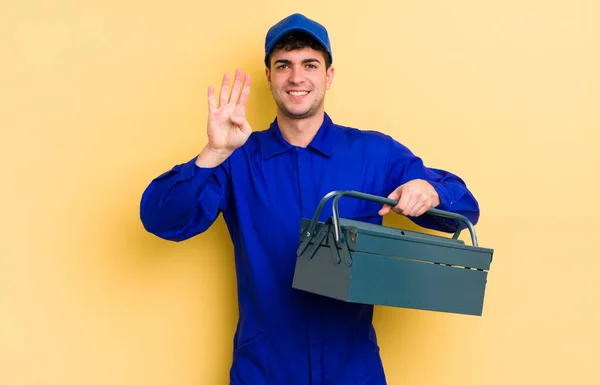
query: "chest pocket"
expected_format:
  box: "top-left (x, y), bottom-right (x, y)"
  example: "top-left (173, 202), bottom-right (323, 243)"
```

top-left (313, 148), bottom-right (389, 225)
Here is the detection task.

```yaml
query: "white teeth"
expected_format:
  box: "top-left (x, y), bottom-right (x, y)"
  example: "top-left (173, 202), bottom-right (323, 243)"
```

top-left (288, 91), bottom-right (308, 96)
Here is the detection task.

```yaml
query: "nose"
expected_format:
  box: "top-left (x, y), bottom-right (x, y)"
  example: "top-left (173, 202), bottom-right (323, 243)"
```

top-left (288, 65), bottom-right (304, 84)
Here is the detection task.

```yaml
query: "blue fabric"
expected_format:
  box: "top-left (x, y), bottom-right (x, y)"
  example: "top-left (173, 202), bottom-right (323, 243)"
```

top-left (140, 112), bottom-right (480, 385)
top-left (264, 13), bottom-right (332, 66)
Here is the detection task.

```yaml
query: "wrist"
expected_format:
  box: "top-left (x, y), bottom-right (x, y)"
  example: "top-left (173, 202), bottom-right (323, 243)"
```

top-left (196, 146), bottom-right (234, 168)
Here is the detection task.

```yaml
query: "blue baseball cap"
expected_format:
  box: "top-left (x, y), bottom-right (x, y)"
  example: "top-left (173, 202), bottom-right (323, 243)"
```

top-left (264, 13), bottom-right (332, 67)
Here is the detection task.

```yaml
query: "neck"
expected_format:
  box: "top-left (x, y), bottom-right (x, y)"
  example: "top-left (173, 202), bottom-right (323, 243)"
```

top-left (277, 111), bottom-right (325, 148)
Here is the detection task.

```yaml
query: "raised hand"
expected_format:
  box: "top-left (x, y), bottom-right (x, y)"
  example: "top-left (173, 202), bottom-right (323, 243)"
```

top-left (197, 69), bottom-right (252, 168)
top-left (207, 68), bottom-right (252, 151)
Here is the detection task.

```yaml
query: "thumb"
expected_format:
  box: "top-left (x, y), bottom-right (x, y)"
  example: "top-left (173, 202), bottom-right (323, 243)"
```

top-left (230, 114), bottom-right (245, 127)
top-left (378, 205), bottom-right (391, 216)
top-left (236, 119), bottom-right (253, 137)
top-left (378, 188), bottom-right (401, 216)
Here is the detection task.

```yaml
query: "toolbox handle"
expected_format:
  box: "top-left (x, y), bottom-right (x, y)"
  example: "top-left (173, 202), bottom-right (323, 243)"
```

top-left (305, 190), bottom-right (479, 247)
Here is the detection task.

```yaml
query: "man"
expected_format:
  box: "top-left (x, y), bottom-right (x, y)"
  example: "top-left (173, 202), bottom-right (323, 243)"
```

top-left (140, 13), bottom-right (479, 385)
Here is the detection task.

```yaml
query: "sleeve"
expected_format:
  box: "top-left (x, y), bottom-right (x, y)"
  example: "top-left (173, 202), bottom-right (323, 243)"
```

top-left (139, 155), bottom-right (232, 242)
top-left (385, 136), bottom-right (480, 233)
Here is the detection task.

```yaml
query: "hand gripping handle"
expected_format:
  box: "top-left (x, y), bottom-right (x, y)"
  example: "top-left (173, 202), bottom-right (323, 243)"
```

top-left (303, 190), bottom-right (479, 247)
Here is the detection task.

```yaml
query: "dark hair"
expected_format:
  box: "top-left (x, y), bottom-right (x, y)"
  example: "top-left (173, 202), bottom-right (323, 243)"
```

top-left (267, 32), bottom-right (332, 69)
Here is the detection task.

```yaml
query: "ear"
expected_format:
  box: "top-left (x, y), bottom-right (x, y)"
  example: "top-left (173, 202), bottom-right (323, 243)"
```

top-left (265, 67), bottom-right (271, 90)
top-left (326, 65), bottom-right (335, 90)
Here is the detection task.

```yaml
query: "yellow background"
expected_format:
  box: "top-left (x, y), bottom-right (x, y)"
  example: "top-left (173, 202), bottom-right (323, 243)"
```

top-left (2, 1), bottom-right (599, 384)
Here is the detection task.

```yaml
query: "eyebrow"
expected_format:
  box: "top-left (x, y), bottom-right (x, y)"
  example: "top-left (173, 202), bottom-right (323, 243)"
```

top-left (274, 58), bottom-right (322, 65)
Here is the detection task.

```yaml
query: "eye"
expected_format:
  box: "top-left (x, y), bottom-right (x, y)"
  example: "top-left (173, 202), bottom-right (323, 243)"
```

top-left (276, 64), bottom-right (289, 70)
top-left (306, 63), bottom-right (318, 69)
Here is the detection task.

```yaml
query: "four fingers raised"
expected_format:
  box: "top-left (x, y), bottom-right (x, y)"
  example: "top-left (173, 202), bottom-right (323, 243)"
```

top-left (211, 69), bottom-right (251, 110)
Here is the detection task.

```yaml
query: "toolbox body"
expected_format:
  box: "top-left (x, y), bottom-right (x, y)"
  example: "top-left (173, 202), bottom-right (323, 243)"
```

top-left (292, 191), bottom-right (495, 316)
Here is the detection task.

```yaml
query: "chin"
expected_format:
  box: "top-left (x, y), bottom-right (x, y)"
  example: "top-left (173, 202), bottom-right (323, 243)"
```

top-left (275, 98), bottom-right (322, 120)
top-left (284, 108), bottom-right (316, 120)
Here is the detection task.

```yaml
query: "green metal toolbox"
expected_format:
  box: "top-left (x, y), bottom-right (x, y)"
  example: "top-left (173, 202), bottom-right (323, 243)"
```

top-left (292, 191), bottom-right (495, 316)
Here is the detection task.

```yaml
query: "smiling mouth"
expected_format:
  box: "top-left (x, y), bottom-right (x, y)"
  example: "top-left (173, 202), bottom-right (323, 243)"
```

top-left (287, 91), bottom-right (310, 96)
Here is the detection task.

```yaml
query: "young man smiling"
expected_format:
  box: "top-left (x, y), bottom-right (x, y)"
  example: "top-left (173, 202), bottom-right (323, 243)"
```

top-left (267, 34), bottom-right (333, 127)
top-left (140, 13), bottom-right (480, 385)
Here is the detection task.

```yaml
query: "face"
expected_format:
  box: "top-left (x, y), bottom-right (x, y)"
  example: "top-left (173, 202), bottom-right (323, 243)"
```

top-left (266, 47), bottom-right (334, 120)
